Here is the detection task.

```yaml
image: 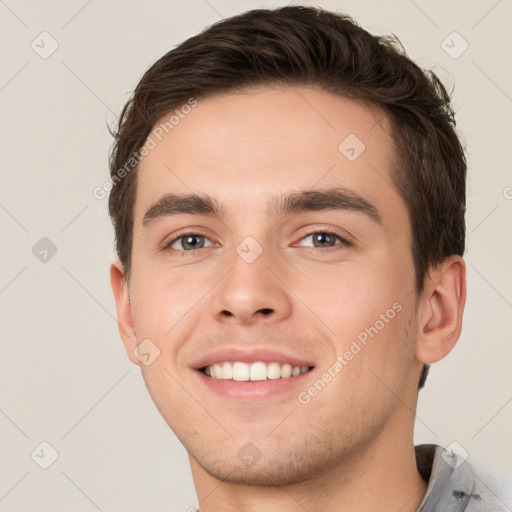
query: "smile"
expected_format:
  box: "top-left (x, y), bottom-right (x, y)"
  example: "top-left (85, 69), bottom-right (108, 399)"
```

top-left (202, 361), bottom-right (313, 381)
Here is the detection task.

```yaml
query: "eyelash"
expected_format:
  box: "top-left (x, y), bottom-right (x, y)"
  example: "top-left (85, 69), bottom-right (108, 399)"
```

top-left (163, 229), bottom-right (352, 254)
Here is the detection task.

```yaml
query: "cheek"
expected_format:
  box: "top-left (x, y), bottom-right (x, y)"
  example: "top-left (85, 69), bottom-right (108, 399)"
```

top-left (129, 265), bottom-right (204, 338)
top-left (303, 262), bottom-right (415, 388)
top-left (130, 288), bottom-right (170, 338)
top-left (339, 302), bottom-right (416, 406)
top-left (299, 261), bottom-right (399, 337)
top-left (301, 304), bottom-right (416, 437)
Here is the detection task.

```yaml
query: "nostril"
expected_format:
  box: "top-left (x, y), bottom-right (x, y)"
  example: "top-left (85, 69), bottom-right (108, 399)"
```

top-left (259, 308), bottom-right (273, 315)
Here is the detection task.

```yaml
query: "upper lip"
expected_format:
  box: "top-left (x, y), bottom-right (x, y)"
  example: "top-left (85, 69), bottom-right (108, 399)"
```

top-left (191, 347), bottom-right (315, 370)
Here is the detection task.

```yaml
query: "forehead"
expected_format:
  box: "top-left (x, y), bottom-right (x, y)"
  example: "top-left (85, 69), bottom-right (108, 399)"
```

top-left (135, 86), bottom-right (401, 225)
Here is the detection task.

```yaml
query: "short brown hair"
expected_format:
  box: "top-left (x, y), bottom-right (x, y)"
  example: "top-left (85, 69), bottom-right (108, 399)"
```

top-left (108, 6), bottom-right (466, 390)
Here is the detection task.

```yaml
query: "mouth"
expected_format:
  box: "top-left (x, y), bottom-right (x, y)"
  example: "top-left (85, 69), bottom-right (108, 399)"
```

top-left (191, 347), bottom-right (316, 400)
top-left (200, 361), bottom-right (314, 381)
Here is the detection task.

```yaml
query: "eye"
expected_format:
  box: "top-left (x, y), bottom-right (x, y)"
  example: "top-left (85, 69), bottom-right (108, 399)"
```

top-left (163, 229), bottom-right (350, 254)
top-left (166, 232), bottom-right (214, 252)
top-left (297, 230), bottom-right (351, 249)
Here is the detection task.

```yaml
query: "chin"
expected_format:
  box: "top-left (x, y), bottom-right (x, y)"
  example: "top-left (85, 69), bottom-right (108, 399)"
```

top-left (189, 435), bottom-right (350, 487)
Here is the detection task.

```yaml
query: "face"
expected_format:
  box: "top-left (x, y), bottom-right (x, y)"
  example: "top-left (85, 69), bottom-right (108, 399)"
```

top-left (116, 86), bottom-right (423, 485)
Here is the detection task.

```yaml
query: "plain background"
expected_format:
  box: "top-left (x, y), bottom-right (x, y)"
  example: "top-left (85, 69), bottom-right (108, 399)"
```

top-left (0, 1), bottom-right (511, 510)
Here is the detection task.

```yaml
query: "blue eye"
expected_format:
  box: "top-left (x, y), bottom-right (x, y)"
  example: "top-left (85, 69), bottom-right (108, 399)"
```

top-left (163, 229), bottom-right (351, 255)
top-left (298, 231), bottom-right (351, 249)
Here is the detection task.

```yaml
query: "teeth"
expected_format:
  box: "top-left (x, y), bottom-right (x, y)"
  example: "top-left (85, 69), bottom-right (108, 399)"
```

top-left (281, 363), bottom-right (292, 378)
top-left (249, 361), bottom-right (267, 381)
top-left (267, 362), bottom-right (281, 379)
top-left (233, 362), bottom-right (249, 381)
top-left (222, 361), bottom-right (233, 379)
top-left (203, 361), bottom-right (311, 381)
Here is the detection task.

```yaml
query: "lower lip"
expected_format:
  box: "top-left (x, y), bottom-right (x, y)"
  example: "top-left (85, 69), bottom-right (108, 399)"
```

top-left (194, 369), bottom-right (314, 401)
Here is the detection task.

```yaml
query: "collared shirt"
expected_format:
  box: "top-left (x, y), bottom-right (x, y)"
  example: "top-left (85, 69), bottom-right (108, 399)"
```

top-left (416, 444), bottom-right (510, 511)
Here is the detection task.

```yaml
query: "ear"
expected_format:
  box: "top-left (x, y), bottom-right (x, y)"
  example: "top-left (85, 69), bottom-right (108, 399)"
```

top-left (110, 260), bottom-right (141, 366)
top-left (415, 256), bottom-right (466, 364)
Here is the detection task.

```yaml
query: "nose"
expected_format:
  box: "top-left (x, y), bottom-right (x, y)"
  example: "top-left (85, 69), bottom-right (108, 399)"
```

top-left (210, 248), bottom-right (293, 326)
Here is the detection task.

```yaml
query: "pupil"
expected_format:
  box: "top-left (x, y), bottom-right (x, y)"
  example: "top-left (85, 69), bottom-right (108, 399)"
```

top-left (184, 235), bottom-right (203, 249)
top-left (315, 233), bottom-right (333, 247)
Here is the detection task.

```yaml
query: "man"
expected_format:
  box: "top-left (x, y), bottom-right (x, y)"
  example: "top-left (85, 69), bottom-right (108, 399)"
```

top-left (108, 6), bottom-right (508, 511)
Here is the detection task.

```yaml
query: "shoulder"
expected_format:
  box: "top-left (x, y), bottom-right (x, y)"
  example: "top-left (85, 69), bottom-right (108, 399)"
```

top-left (416, 444), bottom-right (512, 511)
top-left (467, 463), bottom-right (512, 511)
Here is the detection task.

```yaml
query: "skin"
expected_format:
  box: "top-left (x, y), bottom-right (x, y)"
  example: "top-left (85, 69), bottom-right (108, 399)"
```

top-left (111, 86), bottom-right (466, 512)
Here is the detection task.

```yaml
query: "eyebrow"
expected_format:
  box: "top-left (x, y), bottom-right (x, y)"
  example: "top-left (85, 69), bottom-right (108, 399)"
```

top-left (142, 187), bottom-right (382, 227)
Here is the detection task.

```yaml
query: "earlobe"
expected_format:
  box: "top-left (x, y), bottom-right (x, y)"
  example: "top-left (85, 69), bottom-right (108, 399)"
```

top-left (415, 256), bottom-right (466, 365)
top-left (110, 260), bottom-right (141, 367)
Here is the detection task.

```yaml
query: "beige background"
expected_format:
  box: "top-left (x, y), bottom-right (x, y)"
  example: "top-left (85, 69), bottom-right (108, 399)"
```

top-left (0, 0), bottom-right (511, 510)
